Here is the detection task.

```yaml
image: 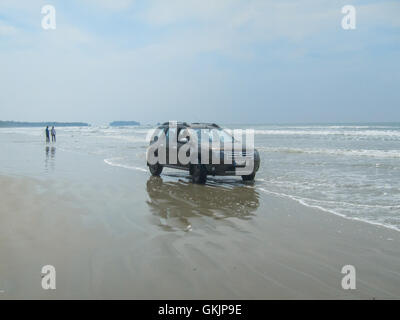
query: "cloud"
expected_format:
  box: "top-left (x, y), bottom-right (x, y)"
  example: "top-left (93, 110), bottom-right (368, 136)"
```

top-left (359, 1), bottom-right (400, 28)
top-left (139, 0), bottom-right (237, 25)
top-left (83, 0), bottom-right (136, 10)
top-left (0, 21), bottom-right (17, 36)
top-left (129, 0), bottom-right (346, 61)
top-left (0, 0), bottom-right (399, 123)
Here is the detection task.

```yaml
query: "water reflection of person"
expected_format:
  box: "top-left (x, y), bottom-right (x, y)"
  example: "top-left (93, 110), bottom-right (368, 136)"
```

top-left (51, 146), bottom-right (56, 159)
top-left (45, 146), bottom-right (56, 172)
top-left (146, 176), bottom-right (259, 231)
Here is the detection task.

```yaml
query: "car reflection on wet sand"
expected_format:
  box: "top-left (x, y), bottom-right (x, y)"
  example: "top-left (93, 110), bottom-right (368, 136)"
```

top-left (146, 175), bottom-right (260, 232)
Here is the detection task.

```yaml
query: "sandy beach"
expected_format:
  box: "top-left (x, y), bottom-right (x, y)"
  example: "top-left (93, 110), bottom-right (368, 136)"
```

top-left (1, 164), bottom-right (399, 299)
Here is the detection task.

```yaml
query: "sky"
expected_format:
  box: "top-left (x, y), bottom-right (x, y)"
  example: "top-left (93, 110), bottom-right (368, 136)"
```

top-left (0, 0), bottom-right (399, 125)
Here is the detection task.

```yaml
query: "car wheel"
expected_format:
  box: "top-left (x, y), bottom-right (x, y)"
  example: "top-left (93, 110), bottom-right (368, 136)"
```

top-left (191, 164), bottom-right (207, 184)
top-left (242, 172), bottom-right (255, 181)
top-left (149, 163), bottom-right (163, 176)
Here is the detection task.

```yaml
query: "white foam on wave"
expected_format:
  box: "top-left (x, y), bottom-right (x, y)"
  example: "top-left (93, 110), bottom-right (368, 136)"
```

top-left (270, 125), bottom-right (395, 130)
top-left (0, 127), bottom-right (43, 136)
top-left (54, 126), bottom-right (150, 139)
top-left (257, 187), bottom-right (400, 232)
top-left (259, 147), bottom-right (400, 159)
top-left (254, 129), bottom-right (400, 138)
top-left (99, 135), bottom-right (147, 143)
top-left (104, 158), bottom-right (147, 172)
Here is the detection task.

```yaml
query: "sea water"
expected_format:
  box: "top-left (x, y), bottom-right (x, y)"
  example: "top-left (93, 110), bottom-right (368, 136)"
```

top-left (1, 123), bottom-right (399, 231)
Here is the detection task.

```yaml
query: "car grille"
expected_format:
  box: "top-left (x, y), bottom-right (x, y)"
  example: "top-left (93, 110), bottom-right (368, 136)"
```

top-left (224, 150), bottom-right (254, 160)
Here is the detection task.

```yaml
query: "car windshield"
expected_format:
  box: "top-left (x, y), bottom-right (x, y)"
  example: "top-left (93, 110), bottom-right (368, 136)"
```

top-left (192, 128), bottom-right (236, 144)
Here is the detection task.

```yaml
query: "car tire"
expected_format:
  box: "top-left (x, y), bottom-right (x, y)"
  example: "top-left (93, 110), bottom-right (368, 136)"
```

top-left (242, 172), bottom-right (255, 181)
top-left (149, 163), bottom-right (163, 176)
top-left (191, 164), bottom-right (207, 184)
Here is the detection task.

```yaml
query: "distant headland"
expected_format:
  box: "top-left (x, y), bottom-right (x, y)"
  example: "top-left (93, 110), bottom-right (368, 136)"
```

top-left (0, 121), bottom-right (90, 128)
top-left (109, 121), bottom-right (140, 127)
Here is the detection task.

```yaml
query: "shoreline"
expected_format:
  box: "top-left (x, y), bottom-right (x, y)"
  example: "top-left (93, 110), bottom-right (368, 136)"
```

top-left (258, 187), bottom-right (400, 233)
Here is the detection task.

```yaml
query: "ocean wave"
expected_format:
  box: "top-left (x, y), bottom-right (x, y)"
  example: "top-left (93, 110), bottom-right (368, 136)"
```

top-left (99, 135), bottom-right (148, 143)
top-left (254, 129), bottom-right (400, 138)
top-left (259, 147), bottom-right (400, 159)
top-left (262, 125), bottom-right (397, 130)
top-left (260, 186), bottom-right (400, 209)
top-left (104, 158), bottom-right (147, 172)
top-left (258, 187), bottom-right (400, 232)
top-left (0, 128), bottom-right (43, 136)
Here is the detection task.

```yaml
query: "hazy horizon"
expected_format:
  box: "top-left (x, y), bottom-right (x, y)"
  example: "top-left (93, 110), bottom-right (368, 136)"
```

top-left (3, 119), bottom-right (400, 127)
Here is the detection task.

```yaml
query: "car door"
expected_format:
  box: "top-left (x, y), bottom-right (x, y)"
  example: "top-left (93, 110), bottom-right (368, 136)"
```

top-left (165, 126), bottom-right (178, 166)
top-left (176, 127), bottom-right (191, 168)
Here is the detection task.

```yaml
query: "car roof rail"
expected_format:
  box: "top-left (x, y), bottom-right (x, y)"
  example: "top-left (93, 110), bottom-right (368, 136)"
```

top-left (161, 122), bottom-right (221, 128)
top-left (161, 121), bottom-right (189, 127)
top-left (190, 122), bottom-right (221, 128)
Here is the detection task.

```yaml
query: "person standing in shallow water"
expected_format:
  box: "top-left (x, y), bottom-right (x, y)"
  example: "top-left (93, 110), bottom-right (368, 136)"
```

top-left (51, 126), bottom-right (56, 143)
top-left (45, 126), bottom-right (50, 143)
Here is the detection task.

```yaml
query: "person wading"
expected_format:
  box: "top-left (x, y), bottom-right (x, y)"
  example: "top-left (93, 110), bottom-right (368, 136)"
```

top-left (45, 126), bottom-right (50, 143)
top-left (51, 126), bottom-right (56, 143)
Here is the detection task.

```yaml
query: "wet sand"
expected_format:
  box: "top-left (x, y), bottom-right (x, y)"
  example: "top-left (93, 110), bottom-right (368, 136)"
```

top-left (1, 169), bottom-right (399, 299)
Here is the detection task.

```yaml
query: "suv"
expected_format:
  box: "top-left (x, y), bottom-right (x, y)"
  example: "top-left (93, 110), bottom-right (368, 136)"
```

top-left (146, 122), bottom-right (260, 184)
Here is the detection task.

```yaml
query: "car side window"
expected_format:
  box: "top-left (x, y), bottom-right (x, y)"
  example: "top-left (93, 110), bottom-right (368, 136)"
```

top-left (166, 127), bottom-right (177, 141)
top-left (177, 128), bottom-right (190, 143)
